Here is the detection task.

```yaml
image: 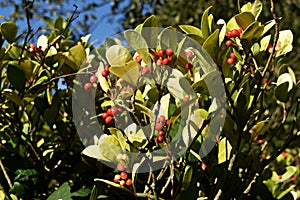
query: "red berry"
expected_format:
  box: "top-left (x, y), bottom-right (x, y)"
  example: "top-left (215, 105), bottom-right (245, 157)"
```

top-left (258, 139), bottom-right (264, 145)
top-left (226, 30), bottom-right (233, 38)
top-left (225, 40), bottom-right (233, 47)
top-left (102, 112), bottom-right (108, 119)
top-left (166, 48), bottom-right (173, 56)
top-left (168, 55), bottom-right (173, 62)
top-left (155, 122), bottom-right (163, 131)
top-left (102, 71), bottom-right (108, 77)
top-left (119, 180), bottom-right (126, 186)
top-left (165, 119), bottom-right (170, 126)
top-left (185, 63), bottom-right (193, 69)
top-left (107, 108), bottom-right (112, 115)
top-left (227, 58), bottom-right (234, 65)
top-left (237, 29), bottom-right (243, 36)
top-left (105, 115), bottom-right (113, 124)
top-left (135, 55), bottom-right (142, 63)
top-left (162, 58), bottom-right (169, 65)
top-left (157, 135), bottom-right (163, 143)
top-left (104, 66), bottom-right (110, 73)
top-left (158, 131), bottom-right (165, 136)
top-left (232, 29), bottom-right (239, 37)
top-left (158, 115), bottom-right (166, 123)
top-left (278, 175), bottom-right (282, 179)
top-left (183, 97), bottom-right (189, 103)
top-left (120, 171), bottom-right (128, 180)
top-left (157, 49), bottom-right (164, 57)
top-left (90, 75), bottom-right (98, 83)
top-left (117, 163), bottom-right (125, 171)
top-left (111, 106), bottom-right (118, 115)
top-left (126, 179), bottom-right (132, 186)
top-left (263, 78), bottom-right (269, 85)
top-left (117, 107), bottom-right (123, 113)
top-left (282, 152), bottom-right (288, 159)
top-left (114, 174), bottom-right (121, 182)
top-left (84, 82), bottom-right (92, 91)
top-left (230, 52), bottom-right (236, 59)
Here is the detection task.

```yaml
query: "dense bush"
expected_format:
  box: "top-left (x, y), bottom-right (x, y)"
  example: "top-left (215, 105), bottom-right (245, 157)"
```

top-left (0, 0), bottom-right (299, 199)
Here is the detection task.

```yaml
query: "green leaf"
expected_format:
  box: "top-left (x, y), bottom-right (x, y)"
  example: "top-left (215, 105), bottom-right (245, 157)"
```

top-left (218, 138), bottom-right (232, 164)
top-left (109, 61), bottom-right (139, 85)
top-left (275, 82), bottom-right (290, 103)
top-left (106, 45), bottom-right (132, 66)
top-left (124, 30), bottom-right (151, 64)
top-left (141, 15), bottom-right (158, 48)
top-left (71, 188), bottom-right (91, 197)
top-left (241, 0), bottom-right (263, 20)
top-left (201, 6), bottom-right (213, 39)
top-left (109, 128), bottom-right (129, 151)
top-left (7, 63), bottom-right (26, 93)
top-left (54, 16), bottom-right (64, 31)
top-left (241, 21), bottom-right (264, 49)
top-left (235, 12), bottom-right (255, 30)
top-left (202, 29), bottom-right (220, 60)
top-left (47, 182), bottom-right (72, 200)
top-left (260, 35), bottom-right (271, 51)
top-left (182, 165), bottom-right (193, 188)
top-left (216, 19), bottom-right (226, 46)
top-left (67, 44), bottom-right (86, 70)
top-left (20, 59), bottom-right (34, 79)
top-left (275, 30), bottom-right (293, 57)
top-left (179, 25), bottom-right (202, 36)
top-left (277, 73), bottom-right (294, 92)
top-left (2, 89), bottom-right (23, 106)
top-left (262, 19), bottom-right (276, 35)
top-left (0, 22), bottom-right (18, 43)
top-left (158, 27), bottom-right (178, 51)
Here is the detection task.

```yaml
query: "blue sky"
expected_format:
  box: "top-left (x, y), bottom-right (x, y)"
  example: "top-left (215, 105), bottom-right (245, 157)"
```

top-left (0, 0), bottom-right (120, 45)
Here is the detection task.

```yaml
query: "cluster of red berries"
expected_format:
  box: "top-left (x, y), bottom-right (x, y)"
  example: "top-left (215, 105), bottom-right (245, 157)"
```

top-left (155, 115), bottom-right (170, 143)
top-left (102, 66), bottom-right (110, 77)
top-left (84, 74), bottom-right (98, 91)
top-left (227, 52), bottom-right (237, 65)
top-left (225, 29), bottom-right (242, 47)
top-left (156, 48), bottom-right (174, 66)
top-left (113, 171), bottom-right (132, 187)
top-left (29, 43), bottom-right (42, 52)
top-left (226, 29), bottom-right (242, 38)
top-left (102, 106), bottom-right (123, 124)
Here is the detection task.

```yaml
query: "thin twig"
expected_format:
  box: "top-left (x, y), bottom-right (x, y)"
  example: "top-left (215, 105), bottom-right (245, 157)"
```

top-left (0, 159), bottom-right (12, 189)
top-left (19, 0), bottom-right (34, 63)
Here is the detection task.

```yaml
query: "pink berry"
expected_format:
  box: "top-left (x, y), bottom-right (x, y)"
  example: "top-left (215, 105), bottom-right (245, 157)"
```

top-left (166, 48), bottom-right (173, 56)
top-left (84, 82), bottom-right (92, 91)
top-left (227, 58), bottom-right (234, 65)
top-left (225, 40), bottom-right (233, 47)
top-left (117, 163), bottom-right (125, 171)
top-left (90, 75), bottom-right (98, 83)
top-left (155, 122), bottom-right (163, 131)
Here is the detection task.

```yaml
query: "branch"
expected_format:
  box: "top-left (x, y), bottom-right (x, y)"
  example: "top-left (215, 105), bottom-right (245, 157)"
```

top-left (0, 159), bottom-right (12, 189)
top-left (19, 0), bottom-right (34, 63)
